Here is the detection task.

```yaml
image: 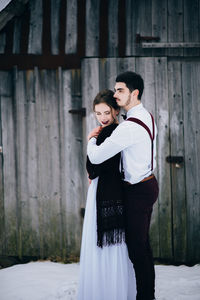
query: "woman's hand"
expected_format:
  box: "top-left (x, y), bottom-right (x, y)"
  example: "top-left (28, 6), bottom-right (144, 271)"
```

top-left (87, 126), bottom-right (102, 141)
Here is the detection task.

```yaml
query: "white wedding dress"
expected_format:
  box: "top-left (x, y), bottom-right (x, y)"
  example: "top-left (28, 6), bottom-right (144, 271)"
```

top-left (77, 177), bottom-right (136, 300)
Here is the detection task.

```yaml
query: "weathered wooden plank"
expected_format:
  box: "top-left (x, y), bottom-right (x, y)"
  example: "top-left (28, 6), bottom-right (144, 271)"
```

top-left (82, 58), bottom-right (100, 135)
top-left (184, 0), bottom-right (200, 56)
top-left (50, 0), bottom-right (61, 54)
top-left (136, 57), bottom-right (155, 112)
top-left (13, 18), bottom-right (21, 53)
top-left (126, 0), bottom-right (152, 56)
top-left (99, 57), bottom-right (136, 91)
top-left (152, 0), bottom-right (167, 56)
top-left (125, 0), bottom-right (136, 56)
top-left (0, 32), bottom-right (6, 53)
top-left (22, 70), bottom-right (40, 256)
top-left (104, 57), bottom-right (118, 90)
top-left (155, 57), bottom-right (172, 259)
top-left (0, 71), bottom-right (18, 255)
top-left (81, 58), bottom-right (100, 207)
top-left (28, 0), bottom-right (43, 54)
top-left (61, 69), bottom-right (84, 257)
top-left (168, 61), bottom-right (186, 262)
top-left (14, 69), bottom-right (35, 257)
top-left (65, 0), bottom-right (77, 54)
top-left (117, 57), bottom-right (136, 75)
top-left (167, 0), bottom-right (184, 56)
top-left (136, 57), bottom-right (159, 257)
top-left (107, 0), bottom-right (118, 56)
top-left (142, 42), bottom-right (200, 48)
top-left (34, 69), bottom-right (62, 258)
top-left (0, 72), bottom-right (10, 255)
top-left (85, 0), bottom-right (100, 56)
top-left (182, 62), bottom-right (200, 262)
top-left (57, 67), bottom-right (67, 259)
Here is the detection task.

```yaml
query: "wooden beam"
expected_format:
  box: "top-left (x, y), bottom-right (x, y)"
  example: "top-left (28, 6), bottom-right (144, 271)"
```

top-left (142, 42), bottom-right (200, 48)
top-left (0, 54), bottom-right (81, 69)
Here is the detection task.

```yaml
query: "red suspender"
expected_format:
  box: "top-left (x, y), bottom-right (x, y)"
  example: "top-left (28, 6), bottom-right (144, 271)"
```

top-left (126, 113), bottom-right (155, 171)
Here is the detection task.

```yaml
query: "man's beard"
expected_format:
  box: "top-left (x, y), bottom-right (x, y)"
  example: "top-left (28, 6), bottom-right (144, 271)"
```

top-left (124, 93), bottom-right (131, 107)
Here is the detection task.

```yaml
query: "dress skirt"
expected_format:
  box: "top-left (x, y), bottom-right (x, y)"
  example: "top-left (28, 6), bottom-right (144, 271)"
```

top-left (77, 177), bottom-right (136, 300)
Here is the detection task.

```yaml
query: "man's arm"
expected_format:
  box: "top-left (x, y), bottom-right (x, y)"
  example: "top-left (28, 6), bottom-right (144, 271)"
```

top-left (87, 137), bottom-right (123, 164)
top-left (87, 123), bottom-right (133, 164)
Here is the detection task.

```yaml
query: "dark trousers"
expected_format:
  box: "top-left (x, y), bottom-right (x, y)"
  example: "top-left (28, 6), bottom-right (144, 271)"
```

top-left (123, 177), bottom-right (159, 300)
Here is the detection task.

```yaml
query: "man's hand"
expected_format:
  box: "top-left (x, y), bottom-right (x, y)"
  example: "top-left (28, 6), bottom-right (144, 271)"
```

top-left (87, 126), bottom-right (102, 141)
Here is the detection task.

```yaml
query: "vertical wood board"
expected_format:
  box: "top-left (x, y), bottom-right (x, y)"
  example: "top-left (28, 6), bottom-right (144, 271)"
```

top-left (168, 61), bottom-right (187, 261)
top-left (107, 0), bottom-right (118, 56)
top-left (182, 62), bottom-right (200, 262)
top-left (51, 0), bottom-right (61, 54)
top-left (155, 57), bottom-right (172, 259)
top-left (65, 0), bottom-right (77, 54)
top-left (167, 0), bottom-right (184, 56)
top-left (28, 0), bottom-right (43, 54)
top-left (85, 0), bottom-right (100, 56)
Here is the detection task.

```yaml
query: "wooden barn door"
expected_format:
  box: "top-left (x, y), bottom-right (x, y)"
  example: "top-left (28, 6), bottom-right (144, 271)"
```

top-left (0, 68), bottom-right (84, 260)
top-left (168, 60), bottom-right (200, 263)
top-left (82, 57), bottom-right (200, 263)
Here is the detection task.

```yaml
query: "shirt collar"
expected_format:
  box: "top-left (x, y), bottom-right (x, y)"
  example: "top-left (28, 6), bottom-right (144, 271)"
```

top-left (127, 103), bottom-right (143, 118)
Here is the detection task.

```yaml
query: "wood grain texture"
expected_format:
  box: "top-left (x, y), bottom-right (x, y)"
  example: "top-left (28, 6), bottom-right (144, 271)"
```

top-left (0, 67), bottom-right (84, 259)
top-left (152, 0), bottom-right (167, 57)
top-left (1, 71), bottom-right (18, 255)
top-left (28, 0), bottom-right (43, 54)
top-left (184, 0), bottom-right (200, 56)
top-left (85, 0), bottom-right (100, 56)
top-left (107, 0), bottom-right (118, 56)
top-left (154, 57), bottom-right (172, 259)
top-left (168, 60), bottom-right (186, 262)
top-left (51, 0), bottom-right (61, 54)
top-left (65, 0), bottom-right (77, 54)
top-left (168, 0), bottom-right (183, 56)
top-left (13, 18), bottom-right (21, 53)
top-left (182, 62), bottom-right (200, 262)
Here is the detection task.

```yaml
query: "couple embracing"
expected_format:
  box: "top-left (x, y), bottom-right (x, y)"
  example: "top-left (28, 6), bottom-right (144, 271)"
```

top-left (78, 71), bottom-right (159, 300)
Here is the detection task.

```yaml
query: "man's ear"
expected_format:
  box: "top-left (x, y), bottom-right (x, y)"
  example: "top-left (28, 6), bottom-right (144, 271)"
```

top-left (133, 89), bottom-right (139, 97)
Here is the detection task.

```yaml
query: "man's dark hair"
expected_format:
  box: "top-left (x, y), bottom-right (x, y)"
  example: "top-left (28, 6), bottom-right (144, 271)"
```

top-left (93, 89), bottom-right (119, 111)
top-left (116, 71), bottom-right (144, 99)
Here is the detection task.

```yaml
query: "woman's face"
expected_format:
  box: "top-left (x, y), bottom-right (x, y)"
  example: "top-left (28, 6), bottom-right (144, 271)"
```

top-left (94, 103), bottom-right (118, 127)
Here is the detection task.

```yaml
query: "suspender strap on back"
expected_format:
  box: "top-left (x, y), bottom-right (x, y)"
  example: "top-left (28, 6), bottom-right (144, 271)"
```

top-left (126, 113), bottom-right (155, 171)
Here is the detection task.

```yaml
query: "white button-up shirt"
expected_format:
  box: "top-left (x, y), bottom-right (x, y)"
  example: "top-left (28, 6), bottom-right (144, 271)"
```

top-left (87, 103), bottom-right (157, 184)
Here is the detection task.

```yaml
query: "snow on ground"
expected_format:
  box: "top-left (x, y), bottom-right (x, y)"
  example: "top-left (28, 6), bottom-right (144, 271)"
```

top-left (0, 261), bottom-right (200, 300)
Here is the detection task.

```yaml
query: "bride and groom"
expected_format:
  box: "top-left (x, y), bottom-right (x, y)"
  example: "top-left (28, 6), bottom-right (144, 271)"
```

top-left (78, 71), bottom-right (159, 300)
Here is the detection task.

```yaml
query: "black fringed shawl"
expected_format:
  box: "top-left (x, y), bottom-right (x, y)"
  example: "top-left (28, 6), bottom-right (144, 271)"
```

top-left (86, 123), bottom-right (125, 248)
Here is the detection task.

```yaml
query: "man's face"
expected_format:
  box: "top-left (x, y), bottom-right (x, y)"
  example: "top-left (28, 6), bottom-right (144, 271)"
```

top-left (113, 82), bottom-right (132, 109)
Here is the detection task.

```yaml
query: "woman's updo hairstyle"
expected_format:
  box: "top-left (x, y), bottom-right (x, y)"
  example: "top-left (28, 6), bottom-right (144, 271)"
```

top-left (93, 89), bottom-right (119, 111)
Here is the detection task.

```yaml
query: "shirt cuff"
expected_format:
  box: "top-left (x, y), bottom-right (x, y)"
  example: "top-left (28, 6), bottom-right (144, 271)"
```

top-left (88, 137), bottom-right (97, 143)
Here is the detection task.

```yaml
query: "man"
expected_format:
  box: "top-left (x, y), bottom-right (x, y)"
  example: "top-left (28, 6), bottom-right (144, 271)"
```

top-left (87, 71), bottom-right (159, 300)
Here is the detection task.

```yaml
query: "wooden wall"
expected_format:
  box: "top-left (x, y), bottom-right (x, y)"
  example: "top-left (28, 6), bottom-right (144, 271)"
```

top-left (0, 0), bottom-right (200, 69)
top-left (0, 68), bottom-right (85, 260)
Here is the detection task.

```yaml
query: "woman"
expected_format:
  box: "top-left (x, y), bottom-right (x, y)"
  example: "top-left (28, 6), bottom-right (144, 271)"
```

top-left (77, 90), bottom-right (136, 300)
